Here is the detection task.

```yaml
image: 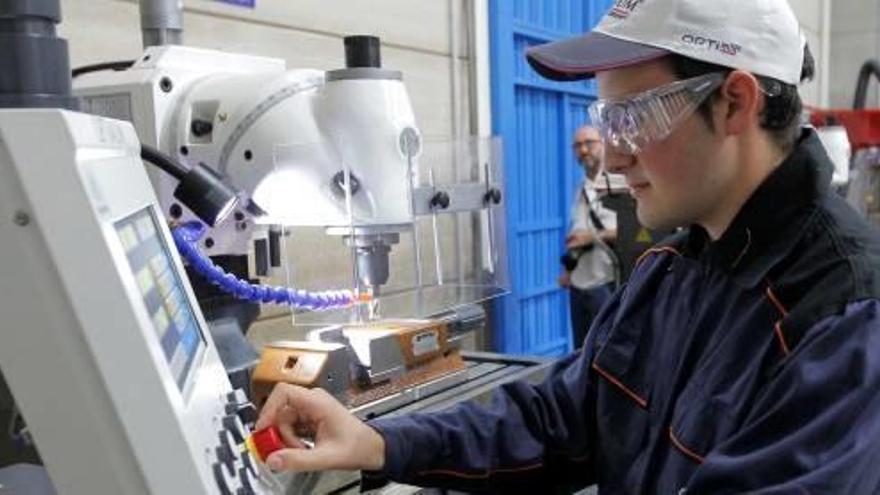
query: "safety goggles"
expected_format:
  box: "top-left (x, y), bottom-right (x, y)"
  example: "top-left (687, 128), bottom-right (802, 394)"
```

top-left (588, 72), bottom-right (726, 155)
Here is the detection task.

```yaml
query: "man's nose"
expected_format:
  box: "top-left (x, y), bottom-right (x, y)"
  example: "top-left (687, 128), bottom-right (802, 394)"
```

top-left (603, 145), bottom-right (634, 173)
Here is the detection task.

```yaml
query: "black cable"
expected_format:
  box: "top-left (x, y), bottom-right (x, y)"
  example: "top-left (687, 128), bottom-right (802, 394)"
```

top-left (853, 60), bottom-right (880, 110)
top-left (71, 60), bottom-right (135, 78)
top-left (140, 144), bottom-right (190, 181)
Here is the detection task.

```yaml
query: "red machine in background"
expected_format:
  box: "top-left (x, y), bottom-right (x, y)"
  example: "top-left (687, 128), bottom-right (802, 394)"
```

top-left (810, 60), bottom-right (880, 226)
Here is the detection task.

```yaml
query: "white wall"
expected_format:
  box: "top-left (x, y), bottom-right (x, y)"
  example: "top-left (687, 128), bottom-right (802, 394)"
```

top-left (787, 0), bottom-right (833, 107)
top-left (829, 0), bottom-right (880, 108)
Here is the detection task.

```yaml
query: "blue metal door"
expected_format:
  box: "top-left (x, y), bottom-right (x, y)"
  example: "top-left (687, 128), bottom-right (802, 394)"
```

top-left (490, 0), bottom-right (612, 356)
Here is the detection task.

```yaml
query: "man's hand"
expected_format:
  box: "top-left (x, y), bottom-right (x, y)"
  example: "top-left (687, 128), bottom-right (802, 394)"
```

top-left (558, 271), bottom-right (572, 288)
top-left (254, 383), bottom-right (385, 472)
top-left (566, 230), bottom-right (594, 249)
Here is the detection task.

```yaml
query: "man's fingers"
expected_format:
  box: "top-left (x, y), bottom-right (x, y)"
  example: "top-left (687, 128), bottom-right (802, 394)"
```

top-left (255, 383), bottom-right (306, 430)
top-left (558, 274), bottom-right (570, 287)
top-left (278, 422), bottom-right (310, 449)
top-left (265, 446), bottom-right (337, 472)
top-left (567, 235), bottom-right (592, 249)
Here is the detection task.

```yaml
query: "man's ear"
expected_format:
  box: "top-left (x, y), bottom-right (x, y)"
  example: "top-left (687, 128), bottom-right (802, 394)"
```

top-left (716, 70), bottom-right (762, 136)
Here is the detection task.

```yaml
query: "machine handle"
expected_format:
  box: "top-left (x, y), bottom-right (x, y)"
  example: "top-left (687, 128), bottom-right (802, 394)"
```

top-left (484, 188), bottom-right (502, 205)
top-left (430, 191), bottom-right (450, 210)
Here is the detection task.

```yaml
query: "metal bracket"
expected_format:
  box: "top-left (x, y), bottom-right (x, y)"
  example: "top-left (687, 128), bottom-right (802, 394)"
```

top-left (412, 182), bottom-right (503, 216)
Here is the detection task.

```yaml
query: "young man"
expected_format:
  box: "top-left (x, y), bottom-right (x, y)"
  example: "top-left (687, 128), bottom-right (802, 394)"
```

top-left (255, 0), bottom-right (880, 493)
top-left (560, 125), bottom-right (617, 348)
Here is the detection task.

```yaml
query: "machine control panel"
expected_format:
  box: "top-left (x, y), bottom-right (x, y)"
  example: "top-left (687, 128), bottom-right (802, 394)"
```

top-left (0, 111), bottom-right (274, 494)
top-left (210, 388), bottom-right (266, 495)
top-left (115, 207), bottom-right (207, 392)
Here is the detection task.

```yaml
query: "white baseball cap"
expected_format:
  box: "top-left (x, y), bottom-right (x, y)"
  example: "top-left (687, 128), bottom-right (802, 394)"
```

top-left (526, 0), bottom-right (806, 85)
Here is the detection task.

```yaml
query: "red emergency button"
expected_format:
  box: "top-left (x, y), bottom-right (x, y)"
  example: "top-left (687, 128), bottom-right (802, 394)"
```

top-left (244, 425), bottom-right (285, 462)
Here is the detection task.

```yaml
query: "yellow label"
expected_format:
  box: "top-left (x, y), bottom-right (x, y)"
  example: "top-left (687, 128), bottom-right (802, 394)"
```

top-left (245, 436), bottom-right (261, 461)
top-left (635, 228), bottom-right (653, 244)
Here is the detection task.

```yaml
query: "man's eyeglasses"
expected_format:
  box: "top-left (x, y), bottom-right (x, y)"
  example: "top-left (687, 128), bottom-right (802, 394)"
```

top-left (588, 72), bottom-right (726, 155)
top-left (572, 138), bottom-right (602, 149)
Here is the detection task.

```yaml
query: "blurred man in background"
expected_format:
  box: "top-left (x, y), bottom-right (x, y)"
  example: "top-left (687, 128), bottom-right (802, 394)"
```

top-left (559, 125), bottom-right (617, 348)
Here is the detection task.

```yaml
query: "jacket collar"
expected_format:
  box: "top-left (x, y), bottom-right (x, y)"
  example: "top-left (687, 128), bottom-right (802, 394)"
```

top-left (683, 129), bottom-right (833, 287)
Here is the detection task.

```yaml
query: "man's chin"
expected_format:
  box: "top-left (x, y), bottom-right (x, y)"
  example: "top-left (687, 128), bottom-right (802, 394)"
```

top-left (636, 206), bottom-right (681, 233)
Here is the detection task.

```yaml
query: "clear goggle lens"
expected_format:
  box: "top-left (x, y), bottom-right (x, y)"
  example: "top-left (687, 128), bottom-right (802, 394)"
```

top-left (588, 72), bottom-right (726, 154)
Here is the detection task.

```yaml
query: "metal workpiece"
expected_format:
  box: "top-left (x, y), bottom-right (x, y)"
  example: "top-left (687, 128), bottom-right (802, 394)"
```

top-left (359, 332), bottom-right (407, 382)
top-left (0, 0), bottom-right (75, 110)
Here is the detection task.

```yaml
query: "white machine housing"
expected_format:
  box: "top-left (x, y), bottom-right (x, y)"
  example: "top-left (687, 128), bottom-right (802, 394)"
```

top-left (75, 45), bottom-right (421, 258)
top-left (0, 109), bottom-right (267, 494)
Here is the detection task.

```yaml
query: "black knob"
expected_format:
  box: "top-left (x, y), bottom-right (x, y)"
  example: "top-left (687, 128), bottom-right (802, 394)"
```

top-left (222, 415), bottom-right (247, 443)
top-left (213, 463), bottom-right (233, 495)
top-left (236, 403), bottom-right (259, 426)
top-left (241, 451), bottom-right (259, 479)
top-left (226, 389), bottom-right (248, 405)
top-left (331, 170), bottom-right (362, 198)
top-left (215, 444), bottom-right (235, 468)
top-left (344, 35), bottom-right (381, 68)
top-left (238, 467), bottom-right (256, 494)
top-left (430, 191), bottom-right (450, 210)
top-left (191, 119), bottom-right (213, 137)
top-left (484, 188), bottom-right (502, 205)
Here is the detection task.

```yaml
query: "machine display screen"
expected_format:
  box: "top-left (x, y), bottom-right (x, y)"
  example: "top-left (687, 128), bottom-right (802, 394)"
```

top-left (115, 208), bottom-right (205, 392)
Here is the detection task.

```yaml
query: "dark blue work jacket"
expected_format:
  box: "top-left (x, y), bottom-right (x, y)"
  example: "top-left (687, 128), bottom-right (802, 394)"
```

top-left (366, 130), bottom-right (880, 494)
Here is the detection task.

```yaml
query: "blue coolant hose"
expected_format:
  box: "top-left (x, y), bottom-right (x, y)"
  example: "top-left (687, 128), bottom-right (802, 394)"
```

top-left (172, 221), bottom-right (356, 311)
